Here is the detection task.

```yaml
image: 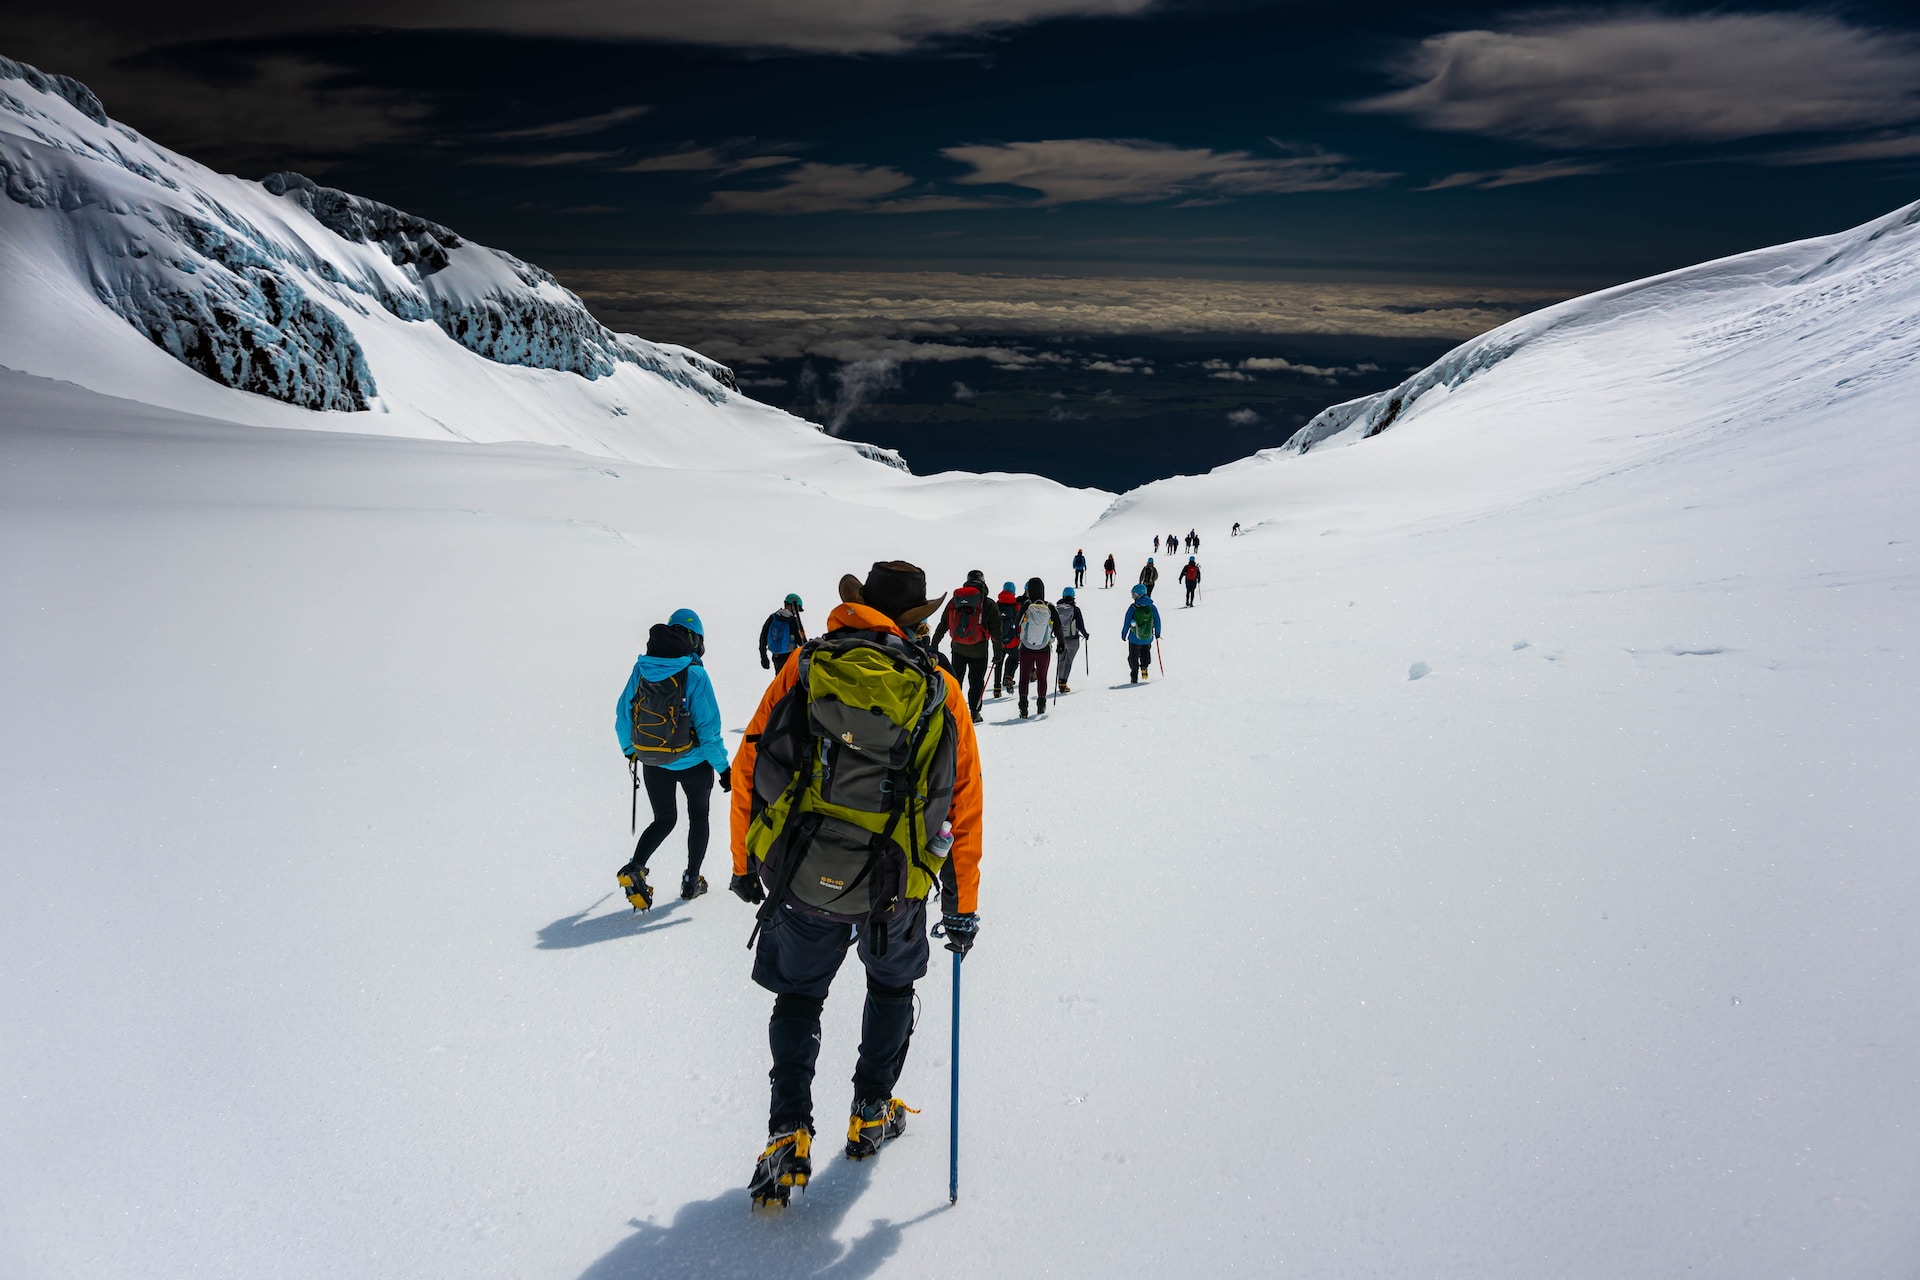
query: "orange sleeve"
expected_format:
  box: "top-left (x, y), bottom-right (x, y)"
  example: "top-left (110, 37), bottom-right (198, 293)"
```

top-left (940, 668), bottom-right (984, 914)
top-left (730, 658), bottom-right (801, 875)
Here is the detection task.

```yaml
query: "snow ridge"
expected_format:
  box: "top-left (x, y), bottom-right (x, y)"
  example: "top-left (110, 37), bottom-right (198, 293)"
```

top-left (0, 56), bottom-right (734, 413)
top-left (1287, 198), bottom-right (1920, 455)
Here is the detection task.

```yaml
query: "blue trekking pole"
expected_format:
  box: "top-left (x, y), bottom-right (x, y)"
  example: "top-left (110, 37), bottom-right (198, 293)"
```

top-left (949, 950), bottom-right (962, 1203)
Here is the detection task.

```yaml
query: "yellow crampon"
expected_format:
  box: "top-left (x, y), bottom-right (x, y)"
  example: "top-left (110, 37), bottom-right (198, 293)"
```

top-left (767, 1127), bottom-right (812, 1185)
top-left (846, 1099), bottom-right (920, 1159)
top-left (617, 865), bottom-right (652, 912)
top-left (750, 1127), bottom-right (813, 1207)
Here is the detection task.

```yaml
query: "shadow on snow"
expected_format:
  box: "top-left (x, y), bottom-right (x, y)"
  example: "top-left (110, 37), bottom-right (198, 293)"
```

top-left (577, 1153), bottom-right (945, 1280)
top-left (536, 893), bottom-right (695, 949)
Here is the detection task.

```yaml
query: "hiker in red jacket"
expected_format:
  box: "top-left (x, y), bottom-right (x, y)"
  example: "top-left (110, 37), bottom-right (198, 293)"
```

top-left (1181, 556), bottom-right (1201, 606)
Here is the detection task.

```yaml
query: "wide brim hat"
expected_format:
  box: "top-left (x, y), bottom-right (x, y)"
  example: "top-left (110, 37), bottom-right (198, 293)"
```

top-left (838, 560), bottom-right (947, 628)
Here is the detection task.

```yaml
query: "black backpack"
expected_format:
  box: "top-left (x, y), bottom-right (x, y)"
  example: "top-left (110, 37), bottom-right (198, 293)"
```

top-left (629, 672), bottom-right (697, 762)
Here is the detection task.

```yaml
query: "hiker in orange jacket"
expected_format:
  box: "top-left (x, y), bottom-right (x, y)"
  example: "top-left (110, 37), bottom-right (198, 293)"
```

top-left (728, 560), bottom-right (983, 1205)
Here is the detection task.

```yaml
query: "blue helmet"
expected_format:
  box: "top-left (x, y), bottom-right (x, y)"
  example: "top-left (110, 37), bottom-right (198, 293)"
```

top-left (1131, 583), bottom-right (1147, 597)
top-left (1062, 586), bottom-right (1075, 597)
top-left (1003, 581), bottom-right (1016, 593)
top-left (1147, 556), bottom-right (1154, 564)
top-left (667, 607), bottom-right (705, 657)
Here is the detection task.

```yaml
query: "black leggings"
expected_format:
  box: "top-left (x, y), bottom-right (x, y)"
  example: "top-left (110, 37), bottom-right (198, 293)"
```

top-left (633, 763), bottom-right (714, 875)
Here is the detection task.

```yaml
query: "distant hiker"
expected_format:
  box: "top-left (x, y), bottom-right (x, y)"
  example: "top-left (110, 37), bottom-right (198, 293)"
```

top-left (616, 608), bottom-right (731, 908)
top-left (1103, 553), bottom-right (1116, 588)
top-left (1122, 584), bottom-right (1162, 684)
top-left (1055, 586), bottom-right (1090, 694)
top-left (727, 561), bottom-right (983, 1208)
top-left (1138, 556), bottom-right (1159, 596)
top-left (932, 569), bottom-right (999, 723)
top-left (1153, 534), bottom-right (1161, 554)
top-left (1072, 549), bottom-right (1087, 588)
top-left (1012, 576), bottom-right (1060, 719)
top-left (993, 580), bottom-right (1021, 697)
top-left (759, 593), bottom-right (807, 673)
top-left (1232, 522), bottom-right (1241, 537)
top-left (1191, 531), bottom-right (1201, 552)
top-left (1167, 531), bottom-right (1179, 557)
top-left (1181, 556), bottom-right (1201, 607)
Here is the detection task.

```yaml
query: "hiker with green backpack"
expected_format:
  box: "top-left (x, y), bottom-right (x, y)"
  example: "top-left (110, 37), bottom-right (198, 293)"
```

top-left (615, 608), bottom-right (732, 909)
top-left (726, 561), bottom-right (984, 1209)
top-left (1122, 584), bottom-right (1162, 684)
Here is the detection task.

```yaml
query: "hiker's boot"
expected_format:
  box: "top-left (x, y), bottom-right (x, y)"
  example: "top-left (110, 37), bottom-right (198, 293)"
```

top-left (749, 1126), bottom-right (813, 1208)
top-left (617, 861), bottom-right (653, 912)
top-left (1018, 700), bottom-right (1029, 719)
top-left (845, 1098), bottom-right (917, 1160)
top-left (680, 871), bottom-right (708, 900)
top-left (1058, 680), bottom-right (1070, 694)
top-left (1129, 670), bottom-right (1138, 685)
top-left (1036, 695), bottom-right (1047, 715)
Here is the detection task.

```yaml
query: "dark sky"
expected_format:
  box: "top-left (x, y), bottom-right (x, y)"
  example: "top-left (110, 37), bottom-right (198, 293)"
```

top-left (8, 0), bottom-right (1920, 286)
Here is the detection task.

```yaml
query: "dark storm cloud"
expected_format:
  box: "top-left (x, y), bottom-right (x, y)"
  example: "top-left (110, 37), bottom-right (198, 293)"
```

top-left (1356, 11), bottom-right (1920, 147)
top-left (1, 0), bottom-right (1161, 56)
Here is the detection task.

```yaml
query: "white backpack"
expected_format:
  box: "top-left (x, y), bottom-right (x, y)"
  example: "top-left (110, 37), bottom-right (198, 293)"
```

top-left (1018, 600), bottom-right (1055, 650)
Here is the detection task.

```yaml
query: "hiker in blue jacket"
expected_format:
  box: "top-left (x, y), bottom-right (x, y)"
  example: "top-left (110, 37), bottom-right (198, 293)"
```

top-left (1071, 549), bottom-right (1088, 588)
top-left (1121, 584), bottom-right (1161, 685)
top-left (615, 608), bottom-right (731, 908)
top-left (758, 593), bottom-right (807, 673)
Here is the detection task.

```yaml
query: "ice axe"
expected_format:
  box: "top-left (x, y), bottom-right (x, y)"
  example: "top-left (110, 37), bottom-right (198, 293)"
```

top-left (1156, 637), bottom-right (1165, 676)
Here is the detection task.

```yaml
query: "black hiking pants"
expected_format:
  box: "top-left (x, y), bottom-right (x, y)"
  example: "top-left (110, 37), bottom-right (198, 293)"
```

top-left (771, 648), bottom-right (795, 674)
top-left (950, 642), bottom-right (989, 714)
top-left (1184, 580), bottom-right (1197, 605)
top-left (1128, 641), bottom-right (1153, 678)
top-left (632, 762), bottom-right (714, 875)
top-left (755, 901), bottom-right (930, 1131)
top-left (1074, 567), bottom-right (1086, 586)
top-left (994, 644), bottom-right (1018, 693)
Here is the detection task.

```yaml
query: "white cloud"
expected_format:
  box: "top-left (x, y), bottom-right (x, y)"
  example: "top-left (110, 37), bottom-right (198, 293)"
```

top-left (1226, 408), bottom-right (1262, 425)
top-left (463, 150), bottom-right (626, 168)
top-left (1762, 131), bottom-right (1920, 165)
top-left (1356, 12), bottom-right (1920, 146)
top-left (482, 105), bottom-right (651, 141)
top-left (952, 381), bottom-right (977, 400)
top-left (1209, 369), bottom-right (1255, 381)
top-left (704, 163), bottom-right (915, 214)
top-left (617, 146), bottom-right (801, 175)
top-left (1085, 360), bottom-right (1137, 373)
top-left (1424, 158), bottom-right (1612, 190)
top-left (942, 137), bottom-right (1395, 205)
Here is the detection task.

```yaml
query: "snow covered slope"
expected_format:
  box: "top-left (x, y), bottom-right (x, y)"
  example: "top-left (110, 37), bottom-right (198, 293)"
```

top-left (3, 63), bottom-right (1917, 1280)
top-left (0, 55), bottom-right (921, 480)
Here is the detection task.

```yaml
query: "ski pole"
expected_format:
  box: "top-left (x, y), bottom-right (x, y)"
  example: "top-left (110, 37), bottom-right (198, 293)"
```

top-left (950, 950), bottom-right (962, 1204)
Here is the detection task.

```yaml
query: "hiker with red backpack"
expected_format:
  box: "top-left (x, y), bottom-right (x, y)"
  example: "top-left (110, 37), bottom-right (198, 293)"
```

top-left (932, 569), bottom-right (999, 723)
top-left (992, 580), bottom-right (1020, 697)
top-left (614, 608), bottom-right (732, 908)
top-left (1103, 553), bottom-right (1116, 588)
top-left (727, 561), bottom-right (983, 1208)
top-left (1055, 586), bottom-right (1090, 693)
top-left (1010, 576), bottom-right (1061, 719)
top-left (1180, 556), bottom-right (1201, 606)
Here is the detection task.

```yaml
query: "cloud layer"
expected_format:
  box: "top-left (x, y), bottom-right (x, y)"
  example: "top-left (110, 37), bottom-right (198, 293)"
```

top-left (558, 267), bottom-right (1567, 366)
top-left (942, 138), bottom-right (1395, 204)
top-left (1357, 12), bottom-right (1920, 147)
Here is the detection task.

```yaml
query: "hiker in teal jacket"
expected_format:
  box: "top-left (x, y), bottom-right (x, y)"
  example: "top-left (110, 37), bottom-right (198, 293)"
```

top-left (1120, 584), bottom-right (1161, 684)
top-left (615, 609), bottom-right (730, 908)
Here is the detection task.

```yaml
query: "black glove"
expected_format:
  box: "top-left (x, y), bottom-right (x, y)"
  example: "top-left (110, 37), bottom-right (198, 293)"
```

top-left (936, 912), bottom-right (979, 956)
top-left (760, 654), bottom-right (770, 669)
top-left (729, 873), bottom-right (764, 904)
top-left (716, 767), bottom-right (732, 794)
